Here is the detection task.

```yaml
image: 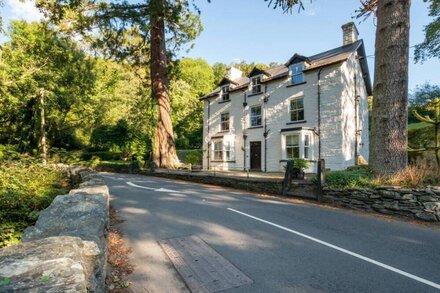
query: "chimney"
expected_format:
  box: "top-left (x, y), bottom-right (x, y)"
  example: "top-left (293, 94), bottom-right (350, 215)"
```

top-left (227, 66), bottom-right (243, 81)
top-left (342, 22), bottom-right (359, 46)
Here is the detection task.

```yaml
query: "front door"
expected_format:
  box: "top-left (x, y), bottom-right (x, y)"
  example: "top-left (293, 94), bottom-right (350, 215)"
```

top-left (250, 141), bottom-right (262, 171)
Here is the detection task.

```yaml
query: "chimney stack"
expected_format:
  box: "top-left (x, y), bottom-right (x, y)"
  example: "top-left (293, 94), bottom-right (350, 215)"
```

top-left (342, 22), bottom-right (359, 46)
top-left (227, 66), bottom-right (243, 81)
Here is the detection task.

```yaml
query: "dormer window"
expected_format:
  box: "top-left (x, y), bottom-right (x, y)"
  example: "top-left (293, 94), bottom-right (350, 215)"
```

top-left (221, 85), bottom-right (230, 101)
top-left (251, 76), bottom-right (262, 94)
top-left (290, 63), bottom-right (304, 84)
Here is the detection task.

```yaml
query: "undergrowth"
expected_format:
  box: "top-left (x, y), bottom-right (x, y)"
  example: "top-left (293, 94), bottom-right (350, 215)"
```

top-left (0, 155), bottom-right (69, 247)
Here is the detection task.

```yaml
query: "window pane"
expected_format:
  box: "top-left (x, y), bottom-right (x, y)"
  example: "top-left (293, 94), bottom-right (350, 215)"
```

top-left (286, 135), bottom-right (299, 146)
top-left (304, 147), bottom-right (309, 159)
top-left (304, 134), bottom-right (310, 146)
top-left (290, 111), bottom-right (298, 121)
top-left (298, 110), bottom-right (304, 121)
top-left (292, 74), bottom-right (303, 84)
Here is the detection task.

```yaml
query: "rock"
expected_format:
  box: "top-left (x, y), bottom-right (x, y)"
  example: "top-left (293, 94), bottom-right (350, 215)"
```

top-left (423, 202), bottom-right (440, 211)
top-left (418, 195), bottom-right (439, 202)
top-left (23, 182), bottom-right (109, 292)
top-left (0, 236), bottom-right (98, 293)
top-left (415, 212), bottom-right (438, 222)
top-left (401, 194), bottom-right (416, 201)
top-left (379, 190), bottom-right (400, 199)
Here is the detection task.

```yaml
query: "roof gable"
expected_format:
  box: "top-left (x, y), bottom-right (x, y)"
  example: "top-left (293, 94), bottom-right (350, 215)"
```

top-left (285, 54), bottom-right (309, 67)
top-left (248, 67), bottom-right (268, 78)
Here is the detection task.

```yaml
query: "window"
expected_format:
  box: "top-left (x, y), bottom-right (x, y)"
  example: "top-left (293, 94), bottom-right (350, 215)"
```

top-left (290, 63), bottom-right (304, 84)
top-left (251, 76), bottom-right (262, 94)
top-left (214, 141), bottom-right (223, 161)
top-left (290, 98), bottom-right (304, 122)
top-left (283, 132), bottom-right (313, 160)
top-left (286, 134), bottom-right (300, 159)
top-left (212, 140), bottom-right (235, 161)
top-left (304, 134), bottom-right (310, 159)
top-left (221, 113), bottom-right (230, 131)
top-left (221, 85), bottom-right (230, 101)
top-left (250, 105), bottom-right (262, 127)
top-left (224, 141), bottom-right (233, 161)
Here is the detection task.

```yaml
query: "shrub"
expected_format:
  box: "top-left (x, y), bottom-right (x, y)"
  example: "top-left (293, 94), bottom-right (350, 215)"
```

top-left (81, 151), bottom-right (123, 161)
top-left (184, 150), bottom-right (203, 166)
top-left (323, 166), bottom-right (375, 189)
top-left (0, 158), bottom-right (69, 247)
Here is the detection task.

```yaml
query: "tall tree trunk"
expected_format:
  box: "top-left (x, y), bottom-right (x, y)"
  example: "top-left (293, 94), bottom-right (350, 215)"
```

top-left (370, 0), bottom-right (411, 175)
top-left (39, 89), bottom-right (47, 165)
top-left (150, 0), bottom-right (180, 168)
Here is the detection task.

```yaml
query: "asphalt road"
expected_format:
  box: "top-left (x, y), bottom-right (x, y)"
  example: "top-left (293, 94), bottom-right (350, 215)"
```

top-left (103, 172), bottom-right (440, 293)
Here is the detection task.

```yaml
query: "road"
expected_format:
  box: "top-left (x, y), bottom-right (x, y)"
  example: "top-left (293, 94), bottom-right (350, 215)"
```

top-left (103, 172), bottom-right (440, 293)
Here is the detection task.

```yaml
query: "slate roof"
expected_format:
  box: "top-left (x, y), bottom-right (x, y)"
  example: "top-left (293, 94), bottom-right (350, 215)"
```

top-left (200, 39), bottom-right (372, 100)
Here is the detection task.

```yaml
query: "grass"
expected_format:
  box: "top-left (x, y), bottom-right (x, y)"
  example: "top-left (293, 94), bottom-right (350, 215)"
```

top-left (321, 163), bottom-right (439, 189)
top-left (0, 157), bottom-right (69, 247)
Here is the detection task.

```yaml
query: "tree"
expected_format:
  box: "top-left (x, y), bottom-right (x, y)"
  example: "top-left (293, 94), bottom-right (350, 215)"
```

top-left (171, 58), bottom-right (214, 149)
top-left (37, 0), bottom-right (203, 168)
top-left (415, 0), bottom-right (440, 62)
top-left (409, 83), bottom-right (440, 123)
top-left (368, 0), bottom-right (411, 175)
top-left (412, 98), bottom-right (440, 168)
top-left (0, 21), bottom-right (95, 159)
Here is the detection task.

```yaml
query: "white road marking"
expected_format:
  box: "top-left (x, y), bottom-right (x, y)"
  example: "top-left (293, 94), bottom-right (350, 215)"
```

top-left (127, 181), bottom-right (180, 193)
top-left (227, 208), bottom-right (440, 290)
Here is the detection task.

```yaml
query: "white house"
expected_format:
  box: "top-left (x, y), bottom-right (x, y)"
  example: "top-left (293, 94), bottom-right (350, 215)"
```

top-left (200, 22), bottom-right (372, 173)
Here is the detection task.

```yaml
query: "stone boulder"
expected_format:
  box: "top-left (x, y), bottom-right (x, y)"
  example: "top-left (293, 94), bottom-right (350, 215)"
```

top-left (0, 236), bottom-right (99, 293)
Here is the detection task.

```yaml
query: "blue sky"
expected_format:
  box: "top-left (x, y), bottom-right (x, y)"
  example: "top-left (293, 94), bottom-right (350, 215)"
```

top-left (1, 0), bottom-right (439, 91)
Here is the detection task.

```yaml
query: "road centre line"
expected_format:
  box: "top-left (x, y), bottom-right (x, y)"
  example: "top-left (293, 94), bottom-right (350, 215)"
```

top-left (227, 208), bottom-right (440, 290)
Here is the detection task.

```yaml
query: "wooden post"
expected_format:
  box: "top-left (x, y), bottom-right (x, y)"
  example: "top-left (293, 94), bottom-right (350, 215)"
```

top-left (317, 159), bottom-right (326, 200)
top-left (282, 160), bottom-right (293, 196)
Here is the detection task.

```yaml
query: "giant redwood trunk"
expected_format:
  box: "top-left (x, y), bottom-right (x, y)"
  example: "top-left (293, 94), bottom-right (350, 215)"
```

top-left (370, 0), bottom-right (411, 175)
top-left (150, 0), bottom-right (180, 168)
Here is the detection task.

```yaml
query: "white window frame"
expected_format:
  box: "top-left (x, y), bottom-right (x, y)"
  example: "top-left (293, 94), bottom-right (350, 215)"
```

top-left (250, 105), bottom-right (262, 127)
top-left (289, 97), bottom-right (305, 122)
top-left (220, 112), bottom-right (230, 131)
top-left (290, 63), bottom-right (304, 84)
top-left (251, 76), bottom-right (262, 94)
top-left (221, 85), bottom-right (230, 101)
top-left (211, 139), bottom-right (235, 161)
top-left (213, 140), bottom-right (223, 161)
top-left (281, 131), bottom-right (314, 160)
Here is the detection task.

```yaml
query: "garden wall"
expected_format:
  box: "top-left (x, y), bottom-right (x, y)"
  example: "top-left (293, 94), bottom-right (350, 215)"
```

top-left (0, 166), bottom-right (109, 292)
top-left (322, 186), bottom-right (440, 222)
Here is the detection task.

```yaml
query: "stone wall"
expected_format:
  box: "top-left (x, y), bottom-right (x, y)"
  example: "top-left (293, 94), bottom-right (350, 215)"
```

top-left (322, 186), bottom-right (440, 222)
top-left (0, 167), bottom-right (109, 292)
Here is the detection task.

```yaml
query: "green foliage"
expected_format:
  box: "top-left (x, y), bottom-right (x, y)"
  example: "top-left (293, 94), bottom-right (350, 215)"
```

top-left (0, 156), bottom-right (69, 247)
top-left (184, 150), bottom-right (203, 165)
top-left (414, 0), bottom-right (440, 62)
top-left (408, 83), bottom-right (440, 123)
top-left (323, 166), bottom-right (375, 189)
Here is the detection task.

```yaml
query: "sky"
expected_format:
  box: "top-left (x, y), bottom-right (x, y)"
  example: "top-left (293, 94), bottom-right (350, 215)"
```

top-left (1, 0), bottom-right (439, 91)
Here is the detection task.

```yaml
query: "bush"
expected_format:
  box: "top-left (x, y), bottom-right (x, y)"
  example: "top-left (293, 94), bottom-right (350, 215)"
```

top-left (81, 151), bottom-right (123, 161)
top-left (323, 166), bottom-right (374, 189)
top-left (0, 157), bottom-right (69, 247)
top-left (184, 150), bottom-right (203, 165)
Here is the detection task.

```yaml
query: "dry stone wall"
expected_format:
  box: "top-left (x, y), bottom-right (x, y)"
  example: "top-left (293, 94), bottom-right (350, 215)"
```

top-left (0, 166), bottom-right (109, 292)
top-left (322, 186), bottom-right (440, 222)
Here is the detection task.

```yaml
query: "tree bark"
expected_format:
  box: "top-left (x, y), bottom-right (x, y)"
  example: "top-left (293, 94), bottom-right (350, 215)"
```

top-left (370, 0), bottom-right (411, 175)
top-left (39, 89), bottom-right (47, 165)
top-left (150, 0), bottom-right (180, 168)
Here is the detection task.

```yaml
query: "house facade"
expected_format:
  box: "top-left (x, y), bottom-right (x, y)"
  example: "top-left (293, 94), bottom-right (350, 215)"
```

top-left (200, 22), bottom-right (372, 173)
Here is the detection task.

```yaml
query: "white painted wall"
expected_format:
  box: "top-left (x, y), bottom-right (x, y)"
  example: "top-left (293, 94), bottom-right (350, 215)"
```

top-left (202, 55), bottom-right (369, 173)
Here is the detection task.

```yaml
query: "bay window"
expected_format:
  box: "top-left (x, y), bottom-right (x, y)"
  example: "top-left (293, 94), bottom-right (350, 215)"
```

top-left (283, 131), bottom-right (313, 160)
top-left (212, 139), bottom-right (235, 161)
